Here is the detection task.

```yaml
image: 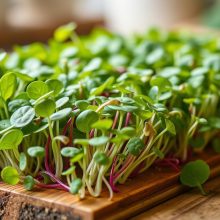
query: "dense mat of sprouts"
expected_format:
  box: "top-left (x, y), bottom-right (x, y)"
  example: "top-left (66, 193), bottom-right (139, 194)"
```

top-left (0, 24), bottom-right (220, 198)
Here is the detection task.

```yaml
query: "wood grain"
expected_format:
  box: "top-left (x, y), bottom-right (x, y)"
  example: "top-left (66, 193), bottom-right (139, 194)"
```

top-left (0, 150), bottom-right (220, 220)
top-left (132, 176), bottom-right (220, 220)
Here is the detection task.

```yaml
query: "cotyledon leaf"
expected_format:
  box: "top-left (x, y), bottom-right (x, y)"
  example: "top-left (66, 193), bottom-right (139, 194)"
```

top-left (10, 106), bottom-right (35, 128)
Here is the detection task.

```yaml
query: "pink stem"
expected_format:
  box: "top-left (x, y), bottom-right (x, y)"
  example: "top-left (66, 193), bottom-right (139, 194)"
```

top-left (113, 156), bottom-right (133, 180)
top-left (112, 111), bottom-right (120, 129)
top-left (109, 157), bottom-right (120, 192)
top-left (124, 112), bottom-right (131, 127)
top-left (62, 118), bottom-right (73, 136)
top-left (36, 183), bottom-right (68, 191)
top-left (42, 171), bottom-right (70, 191)
top-left (89, 129), bottom-right (95, 138)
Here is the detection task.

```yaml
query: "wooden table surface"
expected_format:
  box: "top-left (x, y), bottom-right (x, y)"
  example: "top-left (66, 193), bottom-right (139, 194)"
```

top-left (132, 176), bottom-right (220, 220)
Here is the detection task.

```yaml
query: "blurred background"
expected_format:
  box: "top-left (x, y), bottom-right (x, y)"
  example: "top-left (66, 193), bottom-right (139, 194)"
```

top-left (0, 0), bottom-right (220, 48)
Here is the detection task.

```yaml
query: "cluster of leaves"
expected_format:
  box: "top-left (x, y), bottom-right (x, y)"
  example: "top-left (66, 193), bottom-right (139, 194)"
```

top-left (0, 24), bottom-right (219, 198)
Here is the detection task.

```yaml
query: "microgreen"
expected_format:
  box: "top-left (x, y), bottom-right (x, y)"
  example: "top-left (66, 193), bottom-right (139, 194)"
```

top-left (34, 99), bottom-right (56, 118)
top-left (76, 110), bottom-right (99, 133)
top-left (0, 72), bottom-right (16, 101)
top-left (70, 178), bottom-right (83, 195)
top-left (27, 146), bottom-right (45, 158)
top-left (180, 160), bottom-right (210, 195)
top-left (27, 81), bottom-right (49, 100)
top-left (0, 25), bottom-right (219, 199)
top-left (10, 106), bottom-right (35, 128)
top-left (24, 175), bottom-right (35, 190)
top-left (0, 129), bottom-right (23, 150)
top-left (127, 137), bottom-right (145, 156)
top-left (1, 166), bottom-right (19, 185)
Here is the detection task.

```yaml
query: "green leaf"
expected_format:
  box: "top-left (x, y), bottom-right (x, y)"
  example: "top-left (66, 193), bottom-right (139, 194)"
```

top-left (120, 127), bottom-right (136, 137)
top-left (8, 99), bottom-right (30, 113)
top-left (0, 120), bottom-right (11, 131)
top-left (69, 178), bottom-right (82, 194)
top-left (180, 160), bottom-right (210, 195)
top-left (0, 72), bottom-right (17, 101)
top-left (27, 146), bottom-right (45, 157)
top-left (50, 108), bottom-right (72, 121)
top-left (56, 97), bottom-right (69, 108)
top-left (54, 23), bottom-right (76, 42)
top-left (150, 76), bottom-right (171, 92)
top-left (75, 100), bottom-right (89, 111)
top-left (74, 139), bottom-right (89, 146)
top-left (90, 77), bottom-right (114, 96)
top-left (62, 166), bottom-right (75, 176)
top-left (46, 79), bottom-right (63, 96)
top-left (92, 119), bottom-right (113, 130)
top-left (191, 67), bottom-right (209, 76)
top-left (1, 166), bottom-right (19, 185)
top-left (24, 175), bottom-right (35, 190)
top-left (146, 47), bottom-right (164, 64)
top-left (70, 149), bottom-right (84, 163)
top-left (165, 119), bottom-right (176, 135)
top-left (93, 152), bottom-right (109, 165)
top-left (61, 147), bottom-right (82, 158)
top-left (19, 152), bottom-right (27, 171)
top-left (14, 71), bottom-right (33, 82)
top-left (89, 136), bottom-right (109, 146)
top-left (0, 129), bottom-right (23, 150)
top-left (83, 58), bottom-right (102, 72)
top-left (127, 137), bottom-right (144, 156)
top-left (27, 81), bottom-right (49, 100)
top-left (138, 110), bottom-right (153, 120)
top-left (76, 110), bottom-right (99, 133)
top-left (107, 105), bottom-right (138, 112)
top-left (35, 99), bottom-right (56, 118)
top-left (10, 106), bottom-right (35, 128)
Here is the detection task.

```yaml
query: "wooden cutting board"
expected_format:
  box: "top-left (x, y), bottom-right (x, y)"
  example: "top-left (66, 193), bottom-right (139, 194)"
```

top-left (0, 150), bottom-right (220, 220)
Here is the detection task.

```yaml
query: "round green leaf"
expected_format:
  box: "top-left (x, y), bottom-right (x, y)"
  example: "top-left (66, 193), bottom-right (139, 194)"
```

top-left (89, 136), bottom-right (109, 146)
top-left (93, 152), bottom-right (109, 165)
top-left (127, 137), bottom-right (144, 156)
top-left (76, 110), bottom-right (99, 133)
top-left (27, 146), bottom-right (45, 157)
top-left (0, 129), bottom-right (23, 150)
top-left (1, 166), bottom-right (19, 185)
top-left (92, 119), bottom-right (113, 130)
top-left (75, 100), bottom-right (89, 111)
top-left (180, 160), bottom-right (210, 188)
top-left (10, 106), bottom-right (35, 128)
top-left (46, 79), bottom-right (63, 96)
top-left (50, 108), bottom-right (72, 121)
top-left (69, 178), bottom-right (82, 195)
top-left (35, 99), bottom-right (56, 118)
top-left (26, 81), bottom-right (49, 100)
top-left (24, 175), bottom-right (35, 190)
top-left (61, 147), bottom-right (82, 158)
